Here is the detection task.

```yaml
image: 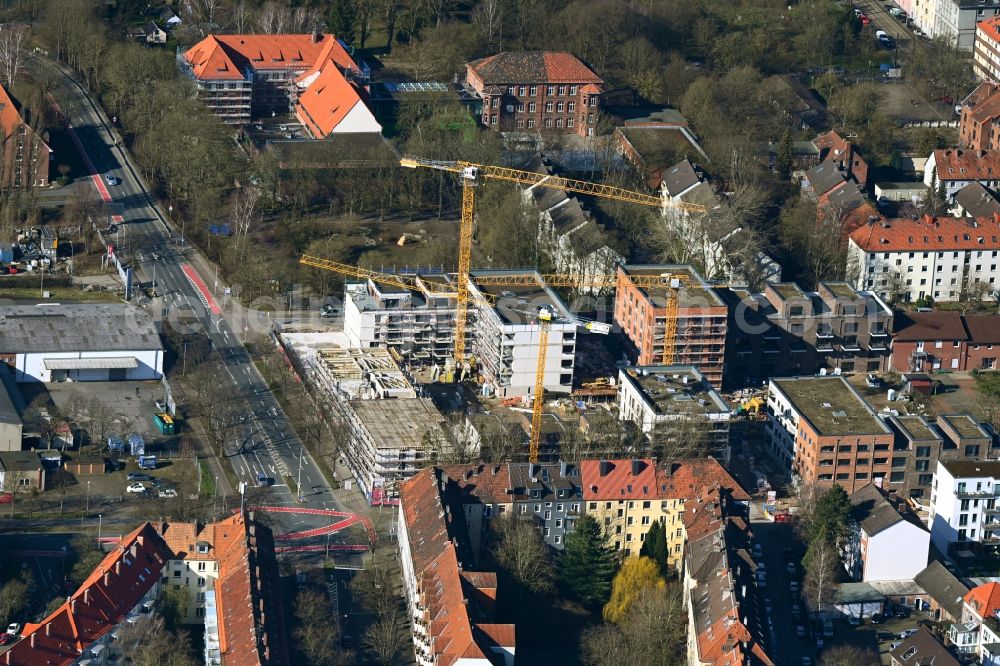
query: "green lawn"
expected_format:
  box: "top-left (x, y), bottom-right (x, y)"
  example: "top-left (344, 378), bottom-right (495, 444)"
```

top-left (0, 285), bottom-right (123, 302)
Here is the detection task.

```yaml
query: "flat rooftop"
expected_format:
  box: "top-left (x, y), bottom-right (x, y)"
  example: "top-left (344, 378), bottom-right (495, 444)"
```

top-left (471, 272), bottom-right (571, 326)
top-left (349, 398), bottom-right (449, 450)
top-left (769, 283), bottom-right (808, 301)
top-left (620, 264), bottom-right (724, 308)
top-left (0, 303), bottom-right (162, 354)
top-left (940, 414), bottom-right (990, 440)
top-left (941, 460), bottom-right (1000, 479)
top-left (772, 376), bottom-right (890, 437)
top-left (622, 366), bottom-right (727, 416)
top-left (891, 415), bottom-right (941, 442)
top-left (822, 282), bottom-right (860, 300)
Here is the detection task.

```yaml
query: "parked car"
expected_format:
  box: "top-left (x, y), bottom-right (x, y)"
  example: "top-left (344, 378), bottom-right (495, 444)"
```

top-left (848, 616), bottom-right (864, 626)
top-left (126, 482), bottom-right (147, 494)
top-left (880, 36), bottom-right (896, 48)
top-left (158, 488), bottom-right (178, 499)
top-left (796, 625), bottom-right (806, 637)
top-left (892, 605), bottom-right (912, 618)
top-left (860, 15), bottom-right (871, 24)
top-left (0, 634), bottom-right (14, 646)
top-left (866, 373), bottom-right (882, 388)
top-left (104, 174), bottom-right (118, 186)
top-left (900, 629), bottom-right (919, 639)
top-left (876, 631), bottom-right (896, 642)
top-left (127, 472), bottom-right (153, 482)
top-left (889, 641), bottom-right (902, 651)
top-left (6, 624), bottom-right (20, 636)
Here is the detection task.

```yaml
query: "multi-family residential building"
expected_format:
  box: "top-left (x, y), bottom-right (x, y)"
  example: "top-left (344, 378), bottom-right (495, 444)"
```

top-left (580, 457), bottom-right (748, 562)
top-left (844, 484), bottom-right (930, 582)
top-left (912, 0), bottom-right (937, 39)
top-left (521, 154), bottom-right (624, 293)
top-left (441, 462), bottom-right (514, 563)
top-left (616, 365), bottom-right (731, 463)
top-left (465, 51), bottom-right (603, 137)
top-left (0, 84), bottom-right (50, 188)
top-left (338, 398), bottom-right (453, 505)
top-left (935, 0), bottom-right (1000, 50)
top-left (886, 414), bottom-right (948, 503)
top-left (682, 486), bottom-right (772, 666)
top-left (954, 181), bottom-right (1000, 218)
top-left (889, 628), bottom-right (961, 666)
top-left (975, 18), bottom-right (1000, 82)
top-left (914, 560), bottom-right (970, 623)
top-left (397, 467), bottom-right (516, 666)
top-left (949, 581), bottom-right (1000, 661)
top-left (613, 264), bottom-right (728, 387)
top-left (469, 271), bottom-right (579, 397)
top-left (179, 33), bottom-right (377, 135)
top-left (960, 83), bottom-right (1000, 149)
top-left (719, 281), bottom-right (893, 388)
top-left (508, 460), bottom-right (583, 550)
top-left (889, 310), bottom-right (1000, 372)
top-left (924, 149), bottom-right (1000, 199)
top-left (765, 376), bottom-right (895, 492)
top-left (343, 276), bottom-right (461, 368)
top-left (930, 459), bottom-right (1000, 554)
top-left (847, 215), bottom-right (1000, 303)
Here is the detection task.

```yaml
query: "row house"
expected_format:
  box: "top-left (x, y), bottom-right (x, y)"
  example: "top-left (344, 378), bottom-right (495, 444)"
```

top-left (0, 84), bottom-right (50, 188)
top-left (949, 581), bottom-right (1000, 662)
top-left (891, 310), bottom-right (1000, 372)
top-left (847, 215), bottom-right (1000, 303)
top-left (683, 486), bottom-right (773, 666)
top-left (924, 149), bottom-right (1000, 200)
top-left (465, 51), bottom-right (603, 138)
top-left (398, 468), bottom-right (516, 666)
top-left (718, 281), bottom-right (893, 390)
top-left (613, 264), bottom-right (728, 387)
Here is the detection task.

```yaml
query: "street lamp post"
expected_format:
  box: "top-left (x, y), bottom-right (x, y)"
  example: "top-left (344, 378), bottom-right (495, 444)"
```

top-left (86, 481), bottom-right (91, 513)
top-left (98, 514), bottom-right (102, 547)
top-left (296, 448), bottom-right (304, 503)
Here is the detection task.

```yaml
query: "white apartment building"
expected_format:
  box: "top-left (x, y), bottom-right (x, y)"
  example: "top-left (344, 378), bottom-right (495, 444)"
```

top-left (343, 276), bottom-right (461, 366)
top-left (617, 365), bottom-right (731, 463)
top-left (975, 16), bottom-right (1000, 81)
top-left (929, 459), bottom-right (1000, 554)
top-left (936, 0), bottom-right (1000, 50)
top-left (924, 149), bottom-right (1000, 199)
top-left (469, 272), bottom-right (579, 398)
top-left (845, 485), bottom-right (930, 582)
top-left (847, 216), bottom-right (1000, 302)
top-left (763, 378), bottom-right (803, 467)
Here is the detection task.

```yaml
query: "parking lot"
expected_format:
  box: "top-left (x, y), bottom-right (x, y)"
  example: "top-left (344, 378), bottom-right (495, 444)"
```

top-left (35, 380), bottom-right (170, 448)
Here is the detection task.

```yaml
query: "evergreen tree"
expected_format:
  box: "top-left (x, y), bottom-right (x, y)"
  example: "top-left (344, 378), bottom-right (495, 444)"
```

top-left (804, 484), bottom-right (853, 566)
top-left (639, 521), bottom-right (669, 575)
top-left (776, 129), bottom-right (793, 180)
top-left (329, 0), bottom-right (357, 45)
top-left (559, 515), bottom-right (617, 611)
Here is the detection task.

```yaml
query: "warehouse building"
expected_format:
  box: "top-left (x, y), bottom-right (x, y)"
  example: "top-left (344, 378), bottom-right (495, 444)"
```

top-left (0, 304), bottom-right (163, 383)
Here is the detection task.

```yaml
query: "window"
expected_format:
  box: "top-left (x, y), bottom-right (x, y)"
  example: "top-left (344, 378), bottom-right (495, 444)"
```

top-left (641, 515), bottom-right (651, 525)
top-left (916, 446), bottom-right (931, 457)
top-left (491, 97), bottom-right (499, 108)
top-left (555, 518), bottom-right (563, 528)
top-left (915, 460), bottom-right (929, 472)
top-left (519, 86), bottom-right (526, 96)
top-left (554, 535), bottom-right (561, 545)
top-left (527, 118), bottom-right (535, 128)
top-left (567, 118), bottom-right (575, 128)
top-left (590, 96), bottom-right (597, 106)
top-left (490, 114), bottom-right (498, 125)
top-left (507, 86), bottom-right (514, 95)
top-left (528, 102), bottom-right (536, 112)
top-left (545, 102), bottom-right (554, 112)
top-left (534, 504), bottom-right (541, 512)
top-left (557, 102), bottom-right (564, 112)
top-left (520, 503), bottom-right (527, 514)
top-left (544, 118), bottom-right (553, 128)
top-left (173, 570), bottom-right (181, 578)
top-left (547, 85), bottom-right (555, 95)
top-left (568, 102), bottom-right (576, 112)
top-left (558, 86), bottom-right (565, 96)
top-left (195, 607), bottom-right (205, 618)
top-left (556, 118), bottom-right (563, 128)
top-left (516, 102), bottom-right (525, 112)
top-left (966, 445), bottom-right (981, 457)
top-left (530, 86), bottom-right (537, 96)
top-left (569, 85), bottom-right (577, 95)
top-left (544, 510), bottom-right (551, 520)
top-left (197, 562), bottom-right (206, 572)
top-left (516, 119), bottom-right (524, 128)
top-left (198, 577), bottom-right (205, 587)
top-left (544, 528), bottom-right (550, 537)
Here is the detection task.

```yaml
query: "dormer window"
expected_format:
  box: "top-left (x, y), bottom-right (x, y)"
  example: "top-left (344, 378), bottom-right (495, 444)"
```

top-left (196, 541), bottom-right (210, 554)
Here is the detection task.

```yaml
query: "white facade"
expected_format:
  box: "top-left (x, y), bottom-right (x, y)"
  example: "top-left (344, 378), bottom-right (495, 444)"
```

top-left (924, 150), bottom-right (1000, 198)
top-left (930, 460), bottom-right (1000, 553)
top-left (913, 0), bottom-right (939, 36)
top-left (12, 349), bottom-right (163, 383)
top-left (857, 521), bottom-right (930, 582)
top-left (764, 380), bottom-right (801, 467)
top-left (848, 240), bottom-right (1000, 303)
top-left (976, 22), bottom-right (1000, 81)
top-left (331, 101), bottom-right (382, 134)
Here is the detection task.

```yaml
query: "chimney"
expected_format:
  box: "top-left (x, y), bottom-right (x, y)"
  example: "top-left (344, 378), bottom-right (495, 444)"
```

top-left (103, 573), bottom-right (110, 587)
top-left (559, 460), bottom-right (568, 477)
top-left (70, 600), bottom-right (76, 615)
top-left (631, 459), bottom-right (643, 476)
top-left (492, 464), bottom-right (500, 476)
top-left (599, 460), bottom-right (611, 477)
top-left (30, 634), bottom-right (35, 648)
top-left (115, 561), bottom-right (121, 575)
top-left (312, 31), bottom-right (321, 43)
top-left (83, 589), bottom-right (90, 605)
top-left (46, 624), bottom-right (51, 637)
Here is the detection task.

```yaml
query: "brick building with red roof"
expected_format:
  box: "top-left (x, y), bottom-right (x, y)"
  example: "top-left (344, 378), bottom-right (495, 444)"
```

top-left (180, 33), bottom-right (379, 137)
top-left (397, 467), bottom-right (516, 666)
top-left (465, 51), bottom-right (603, 137)
top-left (0, 84), bottom-right (50, 188)
top-left (890, 310), bottom-right (1000, 372)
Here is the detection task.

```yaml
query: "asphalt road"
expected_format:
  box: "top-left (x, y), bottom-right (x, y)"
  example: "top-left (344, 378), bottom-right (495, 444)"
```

top-left (26, 55), bottom-right (364, 557)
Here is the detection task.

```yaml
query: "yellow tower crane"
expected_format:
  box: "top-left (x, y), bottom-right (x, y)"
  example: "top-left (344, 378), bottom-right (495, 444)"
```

top-left (398, 156), bottom-right (706, 366)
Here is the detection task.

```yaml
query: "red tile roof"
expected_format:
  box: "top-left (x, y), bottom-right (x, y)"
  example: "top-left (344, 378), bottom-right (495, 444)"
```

top-left (963, 82), bottom-right (1000, 126)
top-left (183, 34), bottom-right (346, 80)
top-left (294, 61), bottom-right (373, 138)
top-left (441, 463), bottom-right (513, 505)
top-left (400, 468), bottom-right (515, 665)
top-left (0, 85), bottom-right (26, 142)
top-left (965, 581), bottom-right (1000, 619)
top-left (5, 522), bottom-right (171, 666)
top-left (979, 16), bottom-right (1000, 46)
top-left (467, 51), bottom-right (603, 85)
top-left (849, 215), bottom-right (1000, 251)
top-left (933, 149), bottom-right (1000, 181)
top-left (658, 458), bottom-right (750, 501)
top-left (581, 459), bottom-right (658, 500)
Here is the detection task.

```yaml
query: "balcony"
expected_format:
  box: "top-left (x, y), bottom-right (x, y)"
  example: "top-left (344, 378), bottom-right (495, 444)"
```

top-left (985, 505), bottom-right (1000, 515)
top-left (955, 488), bottom-right (999, 499)
top-left (816, 327), bottom-right (834, 339)
top-left (870, 327), bottom-right (889, 337)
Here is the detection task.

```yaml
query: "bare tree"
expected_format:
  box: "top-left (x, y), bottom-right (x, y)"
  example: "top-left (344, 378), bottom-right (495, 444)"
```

top-left (803, 539), bottom-right (840, 616)
top-left (230, 186), bottom-right (262, 264)
top-left (116, 615), bottom-right (197, 666)
top-left (0, 24), bottom-right (29, 89)
top-left (363, 610), bottom-right (406, 666)
top-left (293, 588), bottom-right (344, 666)
top-left (492, 512), bottom-right (555, 594)
top-left (472, 0), bottom-right (503, 51)
top-left (820, 645), bottom-right (879, 666)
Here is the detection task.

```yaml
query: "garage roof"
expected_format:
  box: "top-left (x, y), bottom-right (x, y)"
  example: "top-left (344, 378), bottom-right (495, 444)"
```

top-left (0, 304), bottom-right (162, 353)
top-left (43, 357), bottom-right (139, 370)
